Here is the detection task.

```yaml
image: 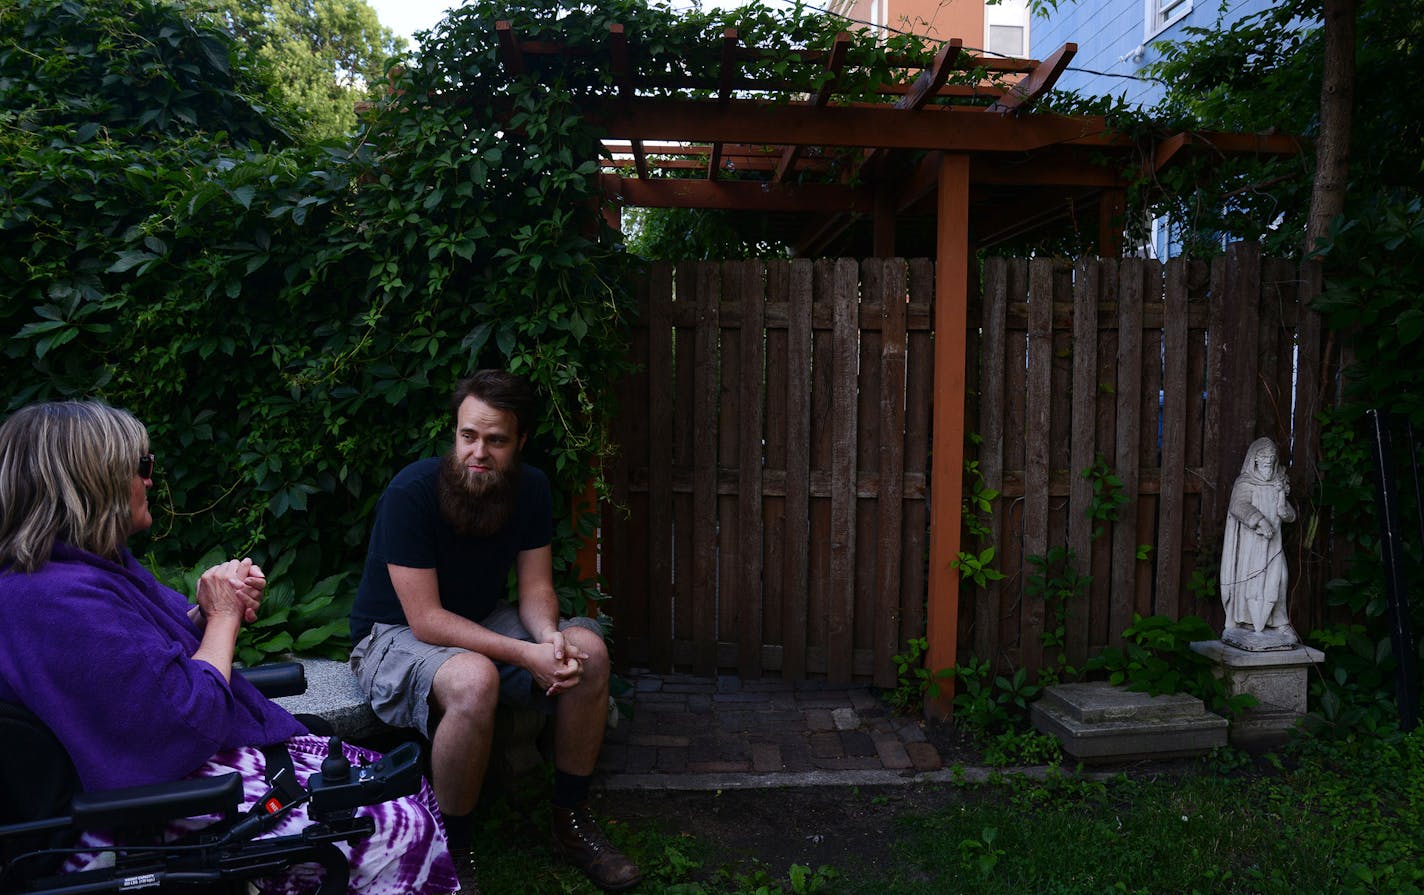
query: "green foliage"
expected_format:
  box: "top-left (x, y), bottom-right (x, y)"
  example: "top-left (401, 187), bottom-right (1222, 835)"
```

top-left (197, 0), bottom-right (407, 141)
top-left (2, 0), bottom-right (645, 654)
top-left (624, 207), bottom-right (788, 261)
top-left (1303, 623), bottom-right (1402, 742)
top-left (946, 659), bottom-right (1041, 736)
top-left (1301, 198), bottom-right (1424, 733)
top-left (961, 455), bottom-right (999, 541)
top-left (953, 453), bottom-right (1004, 585)
top-left (957, 826), bottom-right (1004, 881)
top-left (889, 732), bottom-right (1424, 895)
top-left (952, 546), bottom-right (1006, 588)
top-left (1026, 546), bottom-right (1090, 685)
top-left (1086, 614), bottom-right (1255, 716)
top-left (885, 636), bottom-right (953, 714)
top-left (1082, 453), bottom-right (1127, 541)
top-left (980, 729), bottom-right (1061, 768)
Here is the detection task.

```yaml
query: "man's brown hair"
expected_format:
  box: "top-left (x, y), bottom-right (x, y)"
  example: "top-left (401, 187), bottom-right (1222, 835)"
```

top-left (449, 370), bottom-right (536, 438)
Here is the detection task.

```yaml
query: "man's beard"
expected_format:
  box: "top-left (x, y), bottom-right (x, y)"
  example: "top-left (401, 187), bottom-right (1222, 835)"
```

top-left (437, 449), bottom-right (520, 538)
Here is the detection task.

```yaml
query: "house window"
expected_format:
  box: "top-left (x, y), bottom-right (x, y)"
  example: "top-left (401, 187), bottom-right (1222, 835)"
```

top-left (1147, 0), bottom-right (1192, 38)
top-left (988, 24), bottom-right (1025, 57)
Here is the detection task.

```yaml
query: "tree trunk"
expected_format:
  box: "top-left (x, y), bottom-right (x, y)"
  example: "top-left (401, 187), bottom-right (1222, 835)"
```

top-left (1306, 0), bottom-right (1357, 255)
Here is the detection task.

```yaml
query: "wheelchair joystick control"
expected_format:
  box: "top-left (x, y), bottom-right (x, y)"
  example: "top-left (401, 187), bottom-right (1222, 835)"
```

top-left (320, 736), bottom-right (351, 784)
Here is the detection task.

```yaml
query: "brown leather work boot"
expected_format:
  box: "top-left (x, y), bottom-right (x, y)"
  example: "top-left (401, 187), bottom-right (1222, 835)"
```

top-left (550, 803), bottom-right (643, 891)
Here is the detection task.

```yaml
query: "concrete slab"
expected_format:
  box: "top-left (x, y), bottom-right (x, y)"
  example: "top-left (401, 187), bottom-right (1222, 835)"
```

top-left (271, 658), bottom-right (388, 741)
top-left (1031, 681), bottom-right (1227, 763)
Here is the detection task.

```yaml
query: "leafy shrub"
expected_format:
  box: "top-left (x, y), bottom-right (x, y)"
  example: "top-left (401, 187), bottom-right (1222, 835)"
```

top-left (946, 659), bottom-right (1042, 735)
top-left (1085, 614), bottom-right (1256, 716)
top-left (2, 0), bottom-right (638, 655)
top-left (885, 636), bottom-right (954, 714)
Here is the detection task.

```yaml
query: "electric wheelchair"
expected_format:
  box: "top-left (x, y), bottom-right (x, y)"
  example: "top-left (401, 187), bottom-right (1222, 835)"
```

top-left (0, 663), bottom-right (424, 895)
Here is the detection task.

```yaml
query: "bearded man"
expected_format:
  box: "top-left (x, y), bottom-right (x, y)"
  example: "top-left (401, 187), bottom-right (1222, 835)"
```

top-left (349, 370), bottom-right (641, 892)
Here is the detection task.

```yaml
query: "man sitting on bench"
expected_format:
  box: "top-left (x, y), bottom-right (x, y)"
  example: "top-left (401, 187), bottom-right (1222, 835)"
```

top-left (349, 370), bottom-right (641, 892)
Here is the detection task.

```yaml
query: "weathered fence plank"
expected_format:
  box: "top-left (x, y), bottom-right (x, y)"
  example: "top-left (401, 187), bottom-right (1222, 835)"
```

top-left (978, 258), bottom-right (1008, 663)
top-left (1157, 258), bottom-right (1189, 619)
top-left (903, 259), bottom-right (934, 649)
top-left (1068, 258), bottom-right (1100, 668)
top-left (829, 258), bottom-right (860, 682)
top-left (691, 263), bottom-right (720, 675)
top-left (875, 259), bottom-right (908, 688)
top-left (782, 259), bottom-right (813, 679)
top-left (1111, 260), bottom-right (1145, 639)
top-left (1023, 259), bottom-right (1055, 673)
top-left (737, 261), bottom-right (766, 678)
top-left (643, 263), bottom-right (673, 671)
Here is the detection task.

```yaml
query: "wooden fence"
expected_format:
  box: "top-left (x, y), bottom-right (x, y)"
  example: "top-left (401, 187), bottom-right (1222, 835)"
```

top-left (973, 245), bottom-right (1330, 676)
top-left (603, 258), bottom-right (934, 686)
top-left (601, 244), bottom-right (1331, 685)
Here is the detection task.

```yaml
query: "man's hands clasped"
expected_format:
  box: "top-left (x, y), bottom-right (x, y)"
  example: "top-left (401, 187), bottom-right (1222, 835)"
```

top-left (528, 628), bottom-right (590, 697)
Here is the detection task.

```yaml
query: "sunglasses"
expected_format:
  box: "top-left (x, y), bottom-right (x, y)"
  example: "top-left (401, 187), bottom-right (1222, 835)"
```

top-left (138, 454), bottom-right (155, 479)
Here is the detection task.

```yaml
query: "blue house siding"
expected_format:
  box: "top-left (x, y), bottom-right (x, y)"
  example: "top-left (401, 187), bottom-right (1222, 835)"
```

top-left (1031, 0), bottom-right (1280, 108)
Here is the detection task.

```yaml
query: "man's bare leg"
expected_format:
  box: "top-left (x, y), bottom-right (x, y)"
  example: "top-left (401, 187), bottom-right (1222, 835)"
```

top-left (552, 627), bottom-right (611, 775)
top-left (429, 652), bottom-right (500, 816)
top-left (548, 627), bottom-right (641, 891)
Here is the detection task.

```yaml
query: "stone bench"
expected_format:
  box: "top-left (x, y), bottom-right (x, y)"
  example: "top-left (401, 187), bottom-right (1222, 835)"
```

top-left (271, 658), bottom-right (389, 742)
top-left (272, 658), bottom-right (548, 778)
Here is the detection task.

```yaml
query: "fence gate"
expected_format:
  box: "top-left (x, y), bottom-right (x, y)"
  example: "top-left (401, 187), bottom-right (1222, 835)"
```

top-left (602, 258), bottom-right (935, 686)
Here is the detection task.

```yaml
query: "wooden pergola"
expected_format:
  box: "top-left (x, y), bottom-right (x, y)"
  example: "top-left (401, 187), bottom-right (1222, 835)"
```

top-left (495, 21), bottom-right (1301, 712)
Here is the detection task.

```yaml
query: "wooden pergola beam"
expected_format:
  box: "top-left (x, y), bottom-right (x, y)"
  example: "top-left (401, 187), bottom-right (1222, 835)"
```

top-left (599, 173), bottom-right (875, 213)
top-left (1151, 131), bottom-right (1304, 173)
top-left (794, 210), bottom-right (859, 257)
top-left (988, 42), bottom-right (1077, 115)
top-left (604, 142), bottom-right (796, 161)
top-left (897, 38), bottom-right (964, 111)
top-left (589, 99), bottom-right (1125, 152)
top-left (494, 21), bottom-right (526, 76)
top-left (607, 24), bottom-right (647, 180)
top-left (774, 32), bottom-right (852, 183)
top-left (607, 156), bottom-right (840, 174)
top-left (708, 29), bottom-right (740, 181)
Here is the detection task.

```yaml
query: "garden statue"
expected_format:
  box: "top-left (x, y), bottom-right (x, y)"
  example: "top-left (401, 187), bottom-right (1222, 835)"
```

top-left (1220, 437), bottom-right (1299, 651)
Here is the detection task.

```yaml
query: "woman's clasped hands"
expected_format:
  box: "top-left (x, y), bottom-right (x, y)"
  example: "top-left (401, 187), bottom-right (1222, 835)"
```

top-left (196, 558), bottom-right (266, 625)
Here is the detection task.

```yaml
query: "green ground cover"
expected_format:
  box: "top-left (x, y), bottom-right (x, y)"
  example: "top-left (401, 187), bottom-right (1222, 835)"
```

top-left (467, 731), bottom-right (1422, 895)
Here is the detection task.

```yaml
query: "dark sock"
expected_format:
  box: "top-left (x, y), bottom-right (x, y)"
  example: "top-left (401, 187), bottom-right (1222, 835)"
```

top-left (443, 810), bottom-right (474, 847)
top-left (552, 769), bottom-right (592, 809)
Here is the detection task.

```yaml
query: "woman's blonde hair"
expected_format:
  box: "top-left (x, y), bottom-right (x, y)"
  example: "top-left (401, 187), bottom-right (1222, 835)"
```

top-left (0, 401), bottom-right (149, 571)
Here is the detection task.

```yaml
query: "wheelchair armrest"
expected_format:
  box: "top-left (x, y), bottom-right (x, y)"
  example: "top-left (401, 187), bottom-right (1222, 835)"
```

top-left (237, 662), bottom-right (307, 698)
top-left (71, 772), bottom-right (243, 828)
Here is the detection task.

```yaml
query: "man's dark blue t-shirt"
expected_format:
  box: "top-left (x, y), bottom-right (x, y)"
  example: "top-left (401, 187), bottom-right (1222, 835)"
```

top-left (349, 457), bottom-right (553, 644)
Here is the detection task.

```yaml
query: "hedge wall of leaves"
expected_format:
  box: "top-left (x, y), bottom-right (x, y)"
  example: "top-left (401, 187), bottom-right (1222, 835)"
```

top-left (2, 0), bottom-right (951, 661)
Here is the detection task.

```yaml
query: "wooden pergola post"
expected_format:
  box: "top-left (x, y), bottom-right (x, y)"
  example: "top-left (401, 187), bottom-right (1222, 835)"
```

top-left (925, 152), bottom-right (971, 718)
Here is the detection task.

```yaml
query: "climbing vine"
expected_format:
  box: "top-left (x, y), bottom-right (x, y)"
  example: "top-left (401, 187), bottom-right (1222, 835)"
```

top-left (2, 0), bottom-right (1006, 658)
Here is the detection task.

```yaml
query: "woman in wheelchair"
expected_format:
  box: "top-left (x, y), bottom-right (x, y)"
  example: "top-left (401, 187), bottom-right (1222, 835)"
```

top-left (0, 401), bottom-right (458, 894)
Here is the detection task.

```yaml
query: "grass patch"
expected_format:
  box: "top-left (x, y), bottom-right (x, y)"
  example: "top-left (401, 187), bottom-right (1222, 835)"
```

top-left (467, 732), bottom-right (1424, 894)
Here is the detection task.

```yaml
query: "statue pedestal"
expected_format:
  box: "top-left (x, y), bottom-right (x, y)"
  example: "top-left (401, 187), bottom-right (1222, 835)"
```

top-left (1190, 640), bottom-right (1325, 751)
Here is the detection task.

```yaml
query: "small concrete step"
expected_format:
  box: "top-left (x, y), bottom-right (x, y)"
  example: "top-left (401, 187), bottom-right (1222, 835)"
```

top-left (1031, 681), bottom-right (1227, 763)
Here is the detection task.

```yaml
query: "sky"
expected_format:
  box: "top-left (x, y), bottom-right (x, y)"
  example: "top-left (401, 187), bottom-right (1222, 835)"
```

top-left (367, 0), bottom-right (741, 47)
top-left (366, 0), bottom-right (459, 46)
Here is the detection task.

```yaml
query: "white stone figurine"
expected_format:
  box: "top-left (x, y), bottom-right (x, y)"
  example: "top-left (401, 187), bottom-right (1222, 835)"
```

top-left (1219, 437), bottom-right (1300, 651)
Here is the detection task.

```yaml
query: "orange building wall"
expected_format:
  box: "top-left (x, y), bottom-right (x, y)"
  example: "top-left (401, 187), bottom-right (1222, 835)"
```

top-left (835, 0), bottom-right (984, 44)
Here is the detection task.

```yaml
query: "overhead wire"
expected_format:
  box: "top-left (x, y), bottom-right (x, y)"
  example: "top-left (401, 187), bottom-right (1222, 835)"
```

top-left (668, 0), bottom-right (1159, 84)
